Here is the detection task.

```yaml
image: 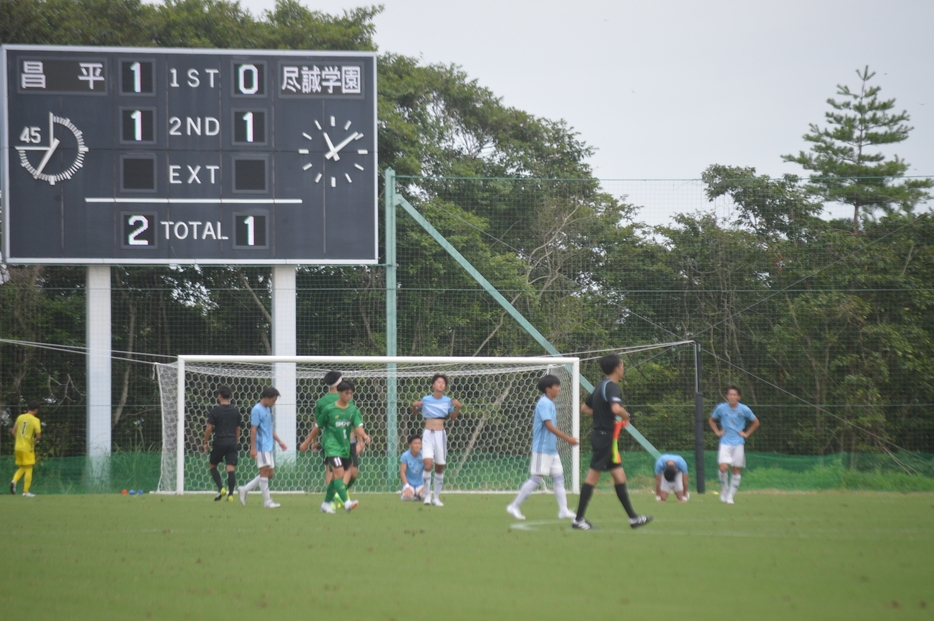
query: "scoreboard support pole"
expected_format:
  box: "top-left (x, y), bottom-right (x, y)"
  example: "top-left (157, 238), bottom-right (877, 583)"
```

top-left (86, 265), bottom-right (112, 486)
top-left (272, 265), bottom-right (297, 461)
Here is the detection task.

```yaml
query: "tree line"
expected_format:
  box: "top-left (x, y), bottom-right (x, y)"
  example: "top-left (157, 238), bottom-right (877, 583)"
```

top-left (1, 0), bottom-right (932, 459)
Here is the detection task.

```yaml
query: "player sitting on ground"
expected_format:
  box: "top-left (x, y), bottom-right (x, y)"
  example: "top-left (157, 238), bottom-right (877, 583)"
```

top-left (10, 401), bottom-right (42, 497)
top-left (400, 435), bottom-right (426, 501)
top-left (303, 380), bottom-right (371, 514)
top-left (203, 385), bottom-right (242, 502)
top-left (507, 374), bottom-right (579, 520)
top-left (654, 453), bottom-right (690, 502)
top-left (572, 354), bottom-right (652, 531)
top-left (709, 385), bottom-right (759, 504)
top-left (238, 386), bottom-right (287, 509)
top-left (413, 373), bottom-right (461, 507)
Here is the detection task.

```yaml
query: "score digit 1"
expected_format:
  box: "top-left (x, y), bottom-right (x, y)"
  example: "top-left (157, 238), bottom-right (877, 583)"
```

top-left (234, 213), bottom-right (267, 248)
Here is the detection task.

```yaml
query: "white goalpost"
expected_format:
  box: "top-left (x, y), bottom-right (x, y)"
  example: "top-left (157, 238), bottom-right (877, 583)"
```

top-left (156, 355), bottom-right (580, 495)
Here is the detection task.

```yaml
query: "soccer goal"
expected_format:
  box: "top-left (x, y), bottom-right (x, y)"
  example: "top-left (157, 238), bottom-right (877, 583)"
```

top-left (156, 355), bottom-right (580, 495)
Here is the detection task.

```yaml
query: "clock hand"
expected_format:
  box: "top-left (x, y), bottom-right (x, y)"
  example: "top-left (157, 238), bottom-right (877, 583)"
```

top-left (322, 132), bottom-right (339, 161)
top-left (35, 137), bottom-right (61, 176)
top-left (324, 132), bottom-right (360, 161)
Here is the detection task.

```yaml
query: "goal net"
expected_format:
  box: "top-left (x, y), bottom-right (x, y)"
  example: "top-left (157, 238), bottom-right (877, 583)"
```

top-left (156, 356), bottom-right (580, 494)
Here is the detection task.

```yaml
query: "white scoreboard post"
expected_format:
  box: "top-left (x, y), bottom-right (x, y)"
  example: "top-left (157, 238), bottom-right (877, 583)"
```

top-left (1, 46), bottom-right (378, 474)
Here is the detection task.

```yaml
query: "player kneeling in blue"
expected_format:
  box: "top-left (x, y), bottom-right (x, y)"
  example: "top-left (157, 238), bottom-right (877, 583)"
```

top-left (399, 435), bottom-right (426, 501)
top-left (507, 375), bottom-right (579, 520)
top-left (654, 453), bottom-right (690, 502)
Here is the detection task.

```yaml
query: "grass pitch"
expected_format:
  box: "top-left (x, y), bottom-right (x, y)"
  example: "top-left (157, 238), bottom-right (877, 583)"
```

top-left (1, 490), bottom-right (932, 620)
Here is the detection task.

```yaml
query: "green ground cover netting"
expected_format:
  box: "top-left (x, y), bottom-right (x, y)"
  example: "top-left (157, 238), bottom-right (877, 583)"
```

top-left (3, 451), bottom-right (932, 494)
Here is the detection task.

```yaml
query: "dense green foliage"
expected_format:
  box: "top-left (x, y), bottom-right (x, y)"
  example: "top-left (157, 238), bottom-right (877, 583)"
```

top-left (1, 0), bottom-right (932, 464)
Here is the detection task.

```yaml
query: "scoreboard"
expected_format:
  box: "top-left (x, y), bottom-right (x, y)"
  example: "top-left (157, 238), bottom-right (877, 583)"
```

top-left (0, 45), bottom-right (377, 264)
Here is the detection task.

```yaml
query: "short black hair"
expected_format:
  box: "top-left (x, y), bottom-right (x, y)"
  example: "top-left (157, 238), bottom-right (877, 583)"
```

top-left (27, 400), bottom-right (41, 412)
top-left (725, 385), bottom-right (742, 397)
top-left (430, 373), bottom-right (449, 389)
top-left (323, 371), bottom-right (342, 387)
top-left (599, 353), bottom-right (623, 376)
top-left (215, 385), bottom-right (232, 400)
top-left (260, 386), bottom-right (280, 400)
top-left (537, 374), bottom-right (561, 393)
top-left (408, 434), bottom-right (421, 445)
top-left (336, 379), bottom-right (355, 393)
top-left (663, 464), bottom-right (678, 483)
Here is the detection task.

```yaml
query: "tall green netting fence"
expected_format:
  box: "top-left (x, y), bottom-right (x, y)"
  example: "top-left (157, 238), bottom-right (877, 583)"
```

top-left (2, 174), bottom-right (934, 491)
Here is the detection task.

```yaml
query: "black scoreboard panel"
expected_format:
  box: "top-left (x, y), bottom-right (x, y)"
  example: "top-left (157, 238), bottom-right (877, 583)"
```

top-left (0, 46), bottom-right (378, 264)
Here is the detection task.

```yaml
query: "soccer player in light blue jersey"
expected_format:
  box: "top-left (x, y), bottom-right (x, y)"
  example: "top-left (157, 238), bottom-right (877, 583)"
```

top-left (506, 375), bottom-right (579, 520)
top-left (239, 386), bottom-right (288, 509)
top-left (399, 435), bottom-right (426, 500)
top-left (708, 385), bottom-right (759, 504)
top-left (412, 373), bottom-right (461, 506)
top-left (654, 453), bottom-right (690, 502)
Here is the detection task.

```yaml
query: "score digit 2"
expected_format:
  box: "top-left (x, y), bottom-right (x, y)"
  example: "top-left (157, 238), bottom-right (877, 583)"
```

top-left (121, 213), bottom-right (157, 249)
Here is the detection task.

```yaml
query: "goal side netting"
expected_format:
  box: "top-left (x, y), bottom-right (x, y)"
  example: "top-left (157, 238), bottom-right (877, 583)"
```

top-left (156, 356), bottom-right (580, 494)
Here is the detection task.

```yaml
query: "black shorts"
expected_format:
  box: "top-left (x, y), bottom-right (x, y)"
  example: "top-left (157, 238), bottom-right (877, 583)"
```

top-left (588, 429), bottom-right (622, 472)
top-left (326, 456), bottom-right (353, 470)
top-left (210, 441), bottom-right (238, 467)
top-left (323, 443), bottom-right (359, 468)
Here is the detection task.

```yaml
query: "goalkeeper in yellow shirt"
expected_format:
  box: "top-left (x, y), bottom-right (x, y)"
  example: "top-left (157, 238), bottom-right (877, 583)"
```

top-left (10, 401), bottom-right (42, 497)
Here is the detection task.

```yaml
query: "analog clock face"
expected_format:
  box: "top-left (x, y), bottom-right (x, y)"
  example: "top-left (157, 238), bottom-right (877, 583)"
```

top-left (297, 115), bottom-right (368, 187)
top-left (14, 112), bottom-right (89, 185)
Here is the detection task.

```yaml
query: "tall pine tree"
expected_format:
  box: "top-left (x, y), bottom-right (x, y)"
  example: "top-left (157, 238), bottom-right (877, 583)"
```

top-left (783, 66), bottom-right (931, 233)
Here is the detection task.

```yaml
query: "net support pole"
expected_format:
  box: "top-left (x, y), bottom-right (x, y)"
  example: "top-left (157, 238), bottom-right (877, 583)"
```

top-left (385, 168), bottom-right (399, 489)
top-left (86, 266), bottom-right (111, 489)
top-left (395, 193), bottom-right (662, 458)
top-left (693, 341), bottom-right (706, 493)
top-left (176, 356), bottom-right (186, 494)
top-left (272, 265), bottom-right (297, 462)
top-left (572, 358), bottom-right (581, 494)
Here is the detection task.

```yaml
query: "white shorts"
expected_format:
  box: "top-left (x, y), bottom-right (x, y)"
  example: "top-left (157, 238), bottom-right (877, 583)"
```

top-left (422, 429), bottom-right (447, 465)
top-left (400, 484), bottom-right (426, 500)
top-left (255, 451), bottom-right (275, 469)
top-left (530, 452), bottom-right (564, 478)
top-left (718, 444), bottom-right (746, 468)
top-left (660, 474), bottom-right (684, 494)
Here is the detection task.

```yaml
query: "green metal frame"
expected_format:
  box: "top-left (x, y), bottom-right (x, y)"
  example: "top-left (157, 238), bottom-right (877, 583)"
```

top-left (383, 169), bottom-right (660, 462)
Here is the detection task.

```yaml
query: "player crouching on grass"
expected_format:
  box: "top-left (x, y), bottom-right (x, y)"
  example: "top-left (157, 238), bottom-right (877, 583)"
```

top-left (302, 380), bottom-right (371, 514)
top-left (572, 354), bottom-right (652, 531)
top-left (413, 373), bottom-right (461, 507)
top-left (239, 387), bottom-right (287, 509)
top-left (654, 453), bottom-right (690, 502)
top-left (709, 385), bottom-right (759, 504)
top-left (203, 385), bottom-right (243, 502)
top-left (10, 401), bottom-right (42, 497)
top-left (400, 435), bottom-right (426, 501)
top-left (507, 374), bottom-right (579, 520)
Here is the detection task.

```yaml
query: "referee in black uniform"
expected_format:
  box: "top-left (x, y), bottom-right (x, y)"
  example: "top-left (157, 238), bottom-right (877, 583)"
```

top-left (203, 385), bottom-right (243, 501)
top-left (573, 354), bottom-right (652, 530)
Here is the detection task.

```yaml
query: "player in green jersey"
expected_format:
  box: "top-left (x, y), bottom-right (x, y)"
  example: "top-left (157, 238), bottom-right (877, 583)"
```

top-left (301, 379), bottom-right (371, 513)
top-left (299, 371), bottom-right (363, 506)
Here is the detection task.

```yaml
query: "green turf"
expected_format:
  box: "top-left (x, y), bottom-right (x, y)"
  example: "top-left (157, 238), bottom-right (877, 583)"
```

top-left (1, 491), bottom-right (932, 620)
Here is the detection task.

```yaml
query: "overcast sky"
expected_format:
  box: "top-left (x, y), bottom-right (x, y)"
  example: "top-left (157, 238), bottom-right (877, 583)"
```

top-left (151, 0), bottom-right (934, 221)
top-left (225, 0), bottom-right (933, 173)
